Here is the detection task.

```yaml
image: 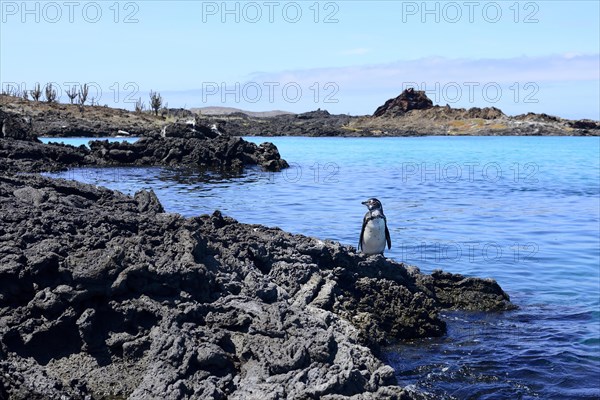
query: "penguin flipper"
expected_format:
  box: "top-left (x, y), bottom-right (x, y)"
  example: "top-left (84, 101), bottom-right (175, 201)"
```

top-left (385, 223), bottom-right (392, 250)
top-left (359, 217), bottom-right (367, 251)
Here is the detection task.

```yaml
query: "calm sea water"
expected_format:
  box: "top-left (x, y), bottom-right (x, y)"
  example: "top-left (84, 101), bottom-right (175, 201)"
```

top-left (42, 136), bottom-right (600, 399)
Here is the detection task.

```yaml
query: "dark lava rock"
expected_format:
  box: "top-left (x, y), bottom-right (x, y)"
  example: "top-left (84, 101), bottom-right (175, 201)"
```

top-left (159, 119), bottom-right (218, 140)
top-left (0, 139), bottom-right (91, 173)
top-left (202, 111), bottom-right (353, 137)
top-left (89, 130), bottom-right (288, 172)
top-left (296, 109), bottom-right (331, 119)
top-left (0, 108), bottom-right (36, 141)
top-left (0, 119), bottom-right (288, 173)
top-left (567, 119), bottom-right (600, 130)
top-left (0, 174), bottom-right (514, 399)
top-left (514, 112), bottom-right (561, 123)
top-left (163, 108), bottom-right (196, 119)
top-left (373, 90), bottom-right (503, 120)
top-left (374, 88), bottom-right (434, 117)
top-left (465, 106), bottom-right (504, 119)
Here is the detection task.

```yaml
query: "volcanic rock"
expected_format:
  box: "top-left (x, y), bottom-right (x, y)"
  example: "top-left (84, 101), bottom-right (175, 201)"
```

top-left (567, 119), bottom-right (600, 130)
top-left (373, 88), bottom-right (434, 117)
top-left (0, 108), bottom-right (35, 141)
top-left (0, 139), bottom-right (91, 173)
top-left (0, 174), bottom-right (514, 399)
top-left (465, 106), bottom-right (504, 119)
top-left (0, 118), bottom-right (288, 173)
top-left (89, 132), bottom-right (288, 172)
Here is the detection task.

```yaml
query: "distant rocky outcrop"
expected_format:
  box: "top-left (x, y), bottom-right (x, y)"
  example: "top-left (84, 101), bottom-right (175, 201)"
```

top-left (515, 112), bottom-right (600, 130)
top-left (197, 110), bottom-right (353, 137)
top-left (373, 88), bottom-right (434, 117)
top-left (89, 120), bottom-right (288, 172)
top-left (567, 119), bottom-right (600, 130)
top-left (464, 106), bottom-right (505, 119)
top-left (0, 173), bottom-right (514, 399)
top-left (373, 89), bottom-right (506, 120)
top-left (296, 108), bottom-right (331, 119)
top-left (344, 88), bottom-right (598, 136)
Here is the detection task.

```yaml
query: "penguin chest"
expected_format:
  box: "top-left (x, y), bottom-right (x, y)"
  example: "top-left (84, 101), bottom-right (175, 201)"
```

top-left (362, 218), bottom-right (387, 255)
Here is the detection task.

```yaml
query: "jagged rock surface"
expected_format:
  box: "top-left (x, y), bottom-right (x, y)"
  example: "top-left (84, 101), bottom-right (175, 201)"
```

top-left (88, 124), bottom-right (289, 172)
top-left (0, 122), bottom-right (288, 173)
top-left (373, 88), bottom-right (433, 117)
top-left (198, 110), bottom-right (353, 137)
top-left (0, 174), bottom-right (513, 399)
top-left (0, 139), bottom-right (92, 173)
top-left (0, 108), bottom-right (36, 141)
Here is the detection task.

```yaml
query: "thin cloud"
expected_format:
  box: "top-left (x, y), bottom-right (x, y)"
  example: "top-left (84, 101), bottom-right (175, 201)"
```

top-left (248, 54), bottom-right (599, 89)
top-left (338, 48), bottom-right (370, 56)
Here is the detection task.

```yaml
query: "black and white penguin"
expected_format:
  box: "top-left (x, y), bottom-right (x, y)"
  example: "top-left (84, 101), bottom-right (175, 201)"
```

top-left (359, 198), bottom-right (391, 255)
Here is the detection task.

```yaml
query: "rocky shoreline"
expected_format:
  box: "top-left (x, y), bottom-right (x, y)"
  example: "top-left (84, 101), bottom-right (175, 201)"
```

top-left (2, 92), bottom-right (598, 139)
top-left (201, 89), bottom-right (598, 137)
top-left (1, 173), bottom-right (513, 399)
top-left (0, 107), bottom-right (288, 174)
top-left (1, 95), bottom-right (516, 399)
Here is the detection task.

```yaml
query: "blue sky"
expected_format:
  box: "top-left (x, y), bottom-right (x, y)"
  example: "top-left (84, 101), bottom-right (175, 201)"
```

top-left (1, 0), bottom-right (599, 118)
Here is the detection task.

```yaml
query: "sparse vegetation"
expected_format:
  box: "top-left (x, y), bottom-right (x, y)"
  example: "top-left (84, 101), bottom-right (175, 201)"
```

top-left (66, 86), bottom-right (78, 104)
top-left (149, 90), bottom-right (162, 116)
top-left (160, 101), bottom-right (169, 117)
top-left (1, 85), bottom-right (20, 97)
top-left (78, 83), bottom-right (89, 106)
top-left (135, 97), bottom-right (145, 113)
top-left (31, 83), bottom-right (42, 101)
top-left (44, 83), bottom-right (57, 103)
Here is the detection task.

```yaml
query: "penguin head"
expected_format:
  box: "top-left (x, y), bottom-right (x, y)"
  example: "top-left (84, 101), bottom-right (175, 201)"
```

top-left (362, 198), bottom-right (383, 212)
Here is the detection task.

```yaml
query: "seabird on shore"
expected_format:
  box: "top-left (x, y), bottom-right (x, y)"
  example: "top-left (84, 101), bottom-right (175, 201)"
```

top-left (359, 198), bottom-right (391, 255)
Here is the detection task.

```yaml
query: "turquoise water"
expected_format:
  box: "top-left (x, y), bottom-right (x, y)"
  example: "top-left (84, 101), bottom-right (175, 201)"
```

top-left (43, 136), bottom-right (600, 399)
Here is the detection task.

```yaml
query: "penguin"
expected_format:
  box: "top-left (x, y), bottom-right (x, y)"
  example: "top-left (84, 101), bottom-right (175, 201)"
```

top-left (359, 198), bottom-right (392, 255)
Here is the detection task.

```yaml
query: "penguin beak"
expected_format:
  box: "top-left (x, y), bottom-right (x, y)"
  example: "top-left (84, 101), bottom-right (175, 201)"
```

top-left (361, 201), bottom-right (368, 206)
